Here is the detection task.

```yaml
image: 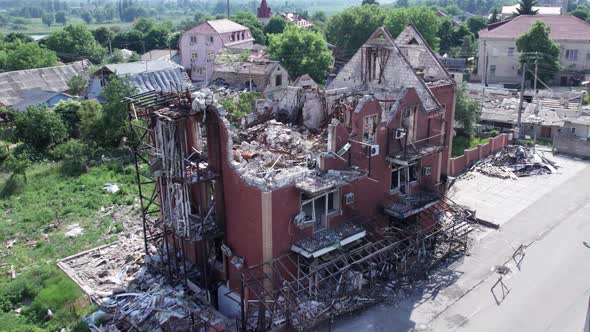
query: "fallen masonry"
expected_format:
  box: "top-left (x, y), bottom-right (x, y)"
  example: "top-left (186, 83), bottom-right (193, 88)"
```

top-left (470, 145), bottom-right (558, 179)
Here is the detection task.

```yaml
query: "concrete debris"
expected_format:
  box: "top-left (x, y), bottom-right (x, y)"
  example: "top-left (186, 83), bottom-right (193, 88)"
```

top-left (231, 120), bottom-right (327, 189)
top-left (102, 183), bottom-right (120, 194)
top-left (91, 281), bottom-right (228, 331)
top-left (472, 145), bottom-right (558, 179)
top-left (65, 224), bottom-right (84, 238)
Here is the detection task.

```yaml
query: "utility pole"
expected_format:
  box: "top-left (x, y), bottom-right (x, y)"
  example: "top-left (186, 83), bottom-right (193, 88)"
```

top-left (108, 37), bottom-right (113, 57)
top-left (227, 0), bottom-right (230, 18)
top-left (517, 63), bottom-right (527, 141)
top-left (534, 52), bottom-right (540, 114)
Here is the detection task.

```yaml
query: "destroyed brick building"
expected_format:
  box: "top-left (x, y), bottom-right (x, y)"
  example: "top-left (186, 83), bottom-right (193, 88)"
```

top-left (121, 25), bottom-right (477, 331)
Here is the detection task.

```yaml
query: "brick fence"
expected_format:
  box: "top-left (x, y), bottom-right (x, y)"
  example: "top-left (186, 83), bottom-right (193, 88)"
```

top-left (449, 133), bottom-right (513, 176)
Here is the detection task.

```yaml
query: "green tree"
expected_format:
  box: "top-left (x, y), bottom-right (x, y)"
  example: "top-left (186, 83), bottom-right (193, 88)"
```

top-left (438, 19), bottom-right (454, 53)
top-left (268, 26), bottom-right (333, 84)
top-left (4, 153), bottom-right (31, 183)
top-left (515, 0), bottom-right (539, 16)
top-left (133, 18), bottom-right (155, 34)
top-left (570, 8), bottom-right (589, 21)
top-left (232, 12), bottom-right (266, 44)
top-left (466, 16), bottom-right (487, 36)
top-left (455, 83), bottom-right (480, 137)
top-left (93, 26), bottom-right (115, 48)
top-left (53, 99), bottom-right (82, 138)
top-left (396, 0), bottom-right (409, 7)
top-left (326, 5), bottom-right (387, 51)
top-left (112, 29), bottom-right (144, 53)
top-left (489, 7), bottom-right (500, 24)
top-left (45, 24), bottom-right (107, 63)
top-left (445, 4), bottom-right (463, 15)
top-left (41, 13), bottom-right (54, 27)
top-left (66, 74), bottom-right (87, 96)
top-left (80, 10), bottom-right (93, 24)
top-left (145, 25), bottom-right (170, 50)
top-left (55, 11), bottom-right (67, 25)
top-left (311, 11), bottom-right (327, 22)
top-left (5, 43), bottom-right (58, 71)
top-left (264, 16), bottom-right (287, 36)
top-left (13, 105), bottom-right (68, 150)
top-left (78, 100), bottom-right (104, 145)
top-left (384, 6), bottom-right (441, 49)
top-left (516, 20), bottom-right (560, 85)
top-left (362, 0), bottom-right (379, 5)
top-left (99, 76), bottom-right (138, 147)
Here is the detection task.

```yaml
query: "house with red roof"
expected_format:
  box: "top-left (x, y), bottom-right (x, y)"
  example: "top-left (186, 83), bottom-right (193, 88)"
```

top-left (478, 15), bottom-right (590, 86)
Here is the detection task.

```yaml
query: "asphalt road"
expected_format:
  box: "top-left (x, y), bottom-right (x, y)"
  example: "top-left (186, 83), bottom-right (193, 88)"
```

top-left (317, 157), bottom-right (590, 332)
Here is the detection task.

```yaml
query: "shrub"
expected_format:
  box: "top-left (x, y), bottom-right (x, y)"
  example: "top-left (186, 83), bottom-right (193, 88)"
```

top-left (13, 105), bottom-right (68, 151)
top-left (50, 140), bottom-right (90, 176)
top-left (54, 100), bottom-right (83, 138)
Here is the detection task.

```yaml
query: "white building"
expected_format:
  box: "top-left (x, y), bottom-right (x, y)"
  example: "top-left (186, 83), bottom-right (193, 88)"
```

top-left (478, 15), bottom-right (590, 86)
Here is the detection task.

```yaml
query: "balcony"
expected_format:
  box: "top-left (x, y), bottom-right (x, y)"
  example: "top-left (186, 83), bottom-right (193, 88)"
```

top-left (290, 222), bottom-right (366, 258)
top-left (383, 191), bottom-right (441, 219)
top-left (295, 169), bottom-right (366, 196)
top-left (388, 143), bottom-right (444, 166)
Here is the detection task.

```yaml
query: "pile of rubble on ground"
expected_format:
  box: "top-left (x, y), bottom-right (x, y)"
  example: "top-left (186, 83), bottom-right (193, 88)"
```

top-left (472, 145), bottom-right (558, 179)
top-left (86, 271), bottom-right (229, 331)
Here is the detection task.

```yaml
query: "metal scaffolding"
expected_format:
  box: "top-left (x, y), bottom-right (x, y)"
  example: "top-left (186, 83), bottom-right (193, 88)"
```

top-left (239, 197), bottom-right (476, 331)
top-left (126, 90), bottom-right (223, 287)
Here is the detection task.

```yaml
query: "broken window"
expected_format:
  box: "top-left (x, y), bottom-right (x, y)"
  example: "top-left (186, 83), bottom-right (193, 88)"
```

top-left (300, 190), bottom-right (339, 232)
top-left (367, 49), bottom-right (378, 81)
top-left (490, 65), bottom-right (496, 76)
top-left (363, 114), bottom-right (378, 144)
top-left (190, 36), bottom-right (197, 43)
top-left (275, 74), bottom-right (282, 87)
top-left (507, 47), bottom-right (514, 56)
top-left (391, 164), bottom-right (418, 194)
top-left (207, 35), bottom-right (214, 45)
top-left (408, 163), bottom-right (418, 182)
top-left (566, 49), bottom-right (578, 61)
top-left (571, 127), bottom-right (576, 134)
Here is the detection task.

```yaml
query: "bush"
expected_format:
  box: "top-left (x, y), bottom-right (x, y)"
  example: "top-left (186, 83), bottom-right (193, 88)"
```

top-left (50, 140), bottom-right (90, 176)
top-left (13, 105), bottom-right (68, 151)
top-left (54, 99), bottom-right (83, 138)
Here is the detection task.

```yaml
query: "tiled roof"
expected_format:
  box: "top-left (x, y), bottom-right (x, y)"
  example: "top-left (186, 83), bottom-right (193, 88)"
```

top-left (479, 15), bottom-right (590, 40)
top-left (0, 60), bottom-right (89, 106)
top-left (207, 19), bottom-right (249, 34)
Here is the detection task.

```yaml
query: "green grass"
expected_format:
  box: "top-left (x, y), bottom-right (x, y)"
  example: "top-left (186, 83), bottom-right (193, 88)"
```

top-left (0, 161), bottom-right (137, 331)
top-left (452, 135), bottom-right (490, 157)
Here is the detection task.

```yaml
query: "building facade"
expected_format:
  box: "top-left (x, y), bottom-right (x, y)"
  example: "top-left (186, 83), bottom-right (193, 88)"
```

top-left (179, 19), bottom-right (255, 82)
top-left (127, 25), bottom-right (467, 331)
top-left (478, 15), bottom-right (590, 86)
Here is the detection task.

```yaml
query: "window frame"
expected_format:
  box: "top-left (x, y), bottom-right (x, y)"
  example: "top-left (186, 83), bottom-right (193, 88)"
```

top-left (275, 74), bottom-right (283, 87)
top-left (507, 47), bottom-right (515, 56)
top-left (300, 190), bottom-right (340, 232)
top-left (391, 162), bottom-right (419, 194)
top-left (566, 49), bottom-right (578, 61)
top-left (362, 114), bottom-right (379, 144)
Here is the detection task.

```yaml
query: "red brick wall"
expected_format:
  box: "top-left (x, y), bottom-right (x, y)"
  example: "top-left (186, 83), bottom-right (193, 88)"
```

top-left (449, 133), bottom-right (513, 176)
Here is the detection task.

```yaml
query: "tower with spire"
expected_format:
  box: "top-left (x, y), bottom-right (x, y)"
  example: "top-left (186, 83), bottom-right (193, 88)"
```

top-left (257, 0), bottom-right (272, 24)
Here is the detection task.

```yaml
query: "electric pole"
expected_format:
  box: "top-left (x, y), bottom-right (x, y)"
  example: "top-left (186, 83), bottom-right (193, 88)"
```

top-left (517, 62), bottom-right (527, 141)
top-left (534, 52), bottom-right (540, 114)
top-left (227, 0), bottom-right (230, 18)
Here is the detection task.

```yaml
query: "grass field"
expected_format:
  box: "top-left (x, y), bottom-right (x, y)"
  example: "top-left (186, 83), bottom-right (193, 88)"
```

top-left (0, 161), bottom-right (138, 330)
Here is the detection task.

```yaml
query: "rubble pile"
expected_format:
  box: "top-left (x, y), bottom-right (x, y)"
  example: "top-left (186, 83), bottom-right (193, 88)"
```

top-left (473, 145), bottom-right (558, 179)
top-left (231, 120), bottom-right (327, 188)
top-left (92, 279), bottom-right (227, 331)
